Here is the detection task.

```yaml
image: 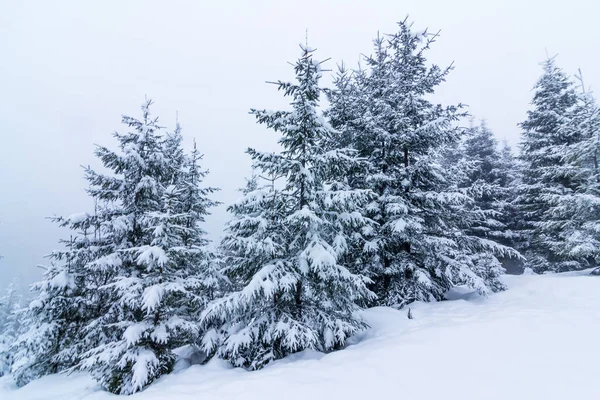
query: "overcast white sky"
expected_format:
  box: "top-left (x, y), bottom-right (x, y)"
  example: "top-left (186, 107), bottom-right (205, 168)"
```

top-left (0, 0), bottom-right (598, 289)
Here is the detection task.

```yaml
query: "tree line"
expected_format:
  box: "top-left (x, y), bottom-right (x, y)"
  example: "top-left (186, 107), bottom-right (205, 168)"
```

top-left (0, 19), bottom-right (598, 395)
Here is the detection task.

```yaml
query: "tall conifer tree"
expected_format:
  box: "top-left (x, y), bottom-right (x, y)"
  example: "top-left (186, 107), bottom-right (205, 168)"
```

top-left (0, 280), bottom-right (22, 377)
top-left (202, 45), bottom-right (374, 369)
top-left (14, 101), bottom-right (221, 394)
top-left (327, 20), bottom-right (512, 306)
top-left (517, 58), bottom-right (591, 272)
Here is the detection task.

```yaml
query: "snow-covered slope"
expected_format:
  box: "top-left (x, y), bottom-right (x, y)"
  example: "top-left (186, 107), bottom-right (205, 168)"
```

top-left (2, 270), bottom-right (598, 400)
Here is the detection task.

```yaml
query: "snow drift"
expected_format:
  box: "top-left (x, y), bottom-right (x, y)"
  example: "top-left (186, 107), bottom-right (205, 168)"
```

top-left (1, 270), bottom-right (598, 400)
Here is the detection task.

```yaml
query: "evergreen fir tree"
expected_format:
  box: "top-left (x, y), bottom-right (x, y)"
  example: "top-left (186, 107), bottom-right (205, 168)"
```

top-left (460, 122), bottom-right (522, 279)
top-left (0, 280), bottom-right (22, 377)
top-left (327, 20), bottom-right (513, 307)
top-left (517, 57), bottom-right (591, 272)
top-left (12, 250), bottom-right (86, 386)
top-left (177, 140), bottom-right (220, 250)
top-left (556, 75), bottom-right (600, 272)
top-left (201, 173), bottom-right (290, 361)
top-left (162, 118), bottom-right (186, 186)
top-left (325, 63), bottom-right (364, 150)
top-left (12, 100), bottom-right (221, 394)
top-left (201, 45), bottom-right (374, 370)
top-left (75, 100), bottom-right (222, 394)
top-left (496, 141), bottom-right (526, 273)
top-left (11, 211), bottom-right (97, 386)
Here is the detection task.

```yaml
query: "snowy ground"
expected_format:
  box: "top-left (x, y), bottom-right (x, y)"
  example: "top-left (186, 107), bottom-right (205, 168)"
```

top-left (2, 270), bottom-right (598, 400)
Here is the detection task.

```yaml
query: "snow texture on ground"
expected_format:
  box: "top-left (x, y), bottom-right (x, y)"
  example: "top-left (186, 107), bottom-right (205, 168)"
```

top-left (2, 270), bottom-right (598, 400)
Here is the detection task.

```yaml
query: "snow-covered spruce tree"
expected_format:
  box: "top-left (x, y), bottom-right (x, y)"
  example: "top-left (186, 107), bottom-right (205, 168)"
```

top-left (201, 173), bottom-right (290, 359)
top-left (166, 136), bottom-right (227, 319)
top-left (497, 141), bottom-right (522, 242)
top-left (326, 20), bottom-right (513, 307)
top-left (162, 121), bottom-right (224, 308)
top-left (325, 63), bottom-right (365, 150)
top-left (462, 122), bottom-right (506, 232)
top-left (64, 100), bottom-right (221, 395)
top-left (0, 280), bottom-right (22, 377)
top-left (161, 118), bottom-right (222, 284)
top-left (177, 139), bottom-right (220, 250)
top-left (162, 118), bottom-right (186, 185)
top-left (324, 65), bottom-right (377, 280)
top-left (437, 127), bottom-right (510, 293)
top-left (556, 75), bottom-right (600, 273)
top-left (517, 57), bottom-right (592, 273)
top-left (201, 45), bottom-right (374, 370)
top-left (496, 141), bottom-right (526, 273)
top-left (11, 226), bottom-right (91, 386)
top-left (460, 122), bottom-right (522, 278)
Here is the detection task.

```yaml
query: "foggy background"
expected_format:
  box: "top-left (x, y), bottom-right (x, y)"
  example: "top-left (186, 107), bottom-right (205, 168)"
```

top-left (1, 0), bottom-right (598, 290)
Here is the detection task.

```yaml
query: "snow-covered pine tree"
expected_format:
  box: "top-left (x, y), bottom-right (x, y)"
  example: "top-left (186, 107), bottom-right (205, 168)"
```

top-left (201, 173), bottom-right (290, 360)
top-left (76, 101), bottom-right (222, 394)
top-left (517, 57), bottom-right (592, 273)
top-left (28, 100), bottom-right (224, 395)
top-left (555, 74), bottom-right (600, 273)
top-left (496, 141), bottom-right (526, 273)
top-left (201, 45), bottom-right (374, 370)
top-left (169, 137), bottom-right (226, 319)
top-left (497, 141), bottom-right (521, 239)
top-left (325, 63), bottom-right (364, 150)
top-left (460, 122), bottom-right (522, 279)
top-left (162, 118), bottom-right (186, 186)
top-left (325, 65), bottom-right (376, 281)
top-left (327, 19), bottom-right (513, 307)
top-left (11, 221), bottom-right (92, 387)
top-left (462, 122), bottom-right (505, 226)
top-left (177, 139), bottom-right (220, 249)
top-left (163, 121), bottom-right (224, 309)
top-left (0, 280), bottom-right (22, 377)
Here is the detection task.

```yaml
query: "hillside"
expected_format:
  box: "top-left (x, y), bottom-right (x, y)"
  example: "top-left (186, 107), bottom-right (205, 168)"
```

top-left (2, 270), bottom-right (598, 400)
